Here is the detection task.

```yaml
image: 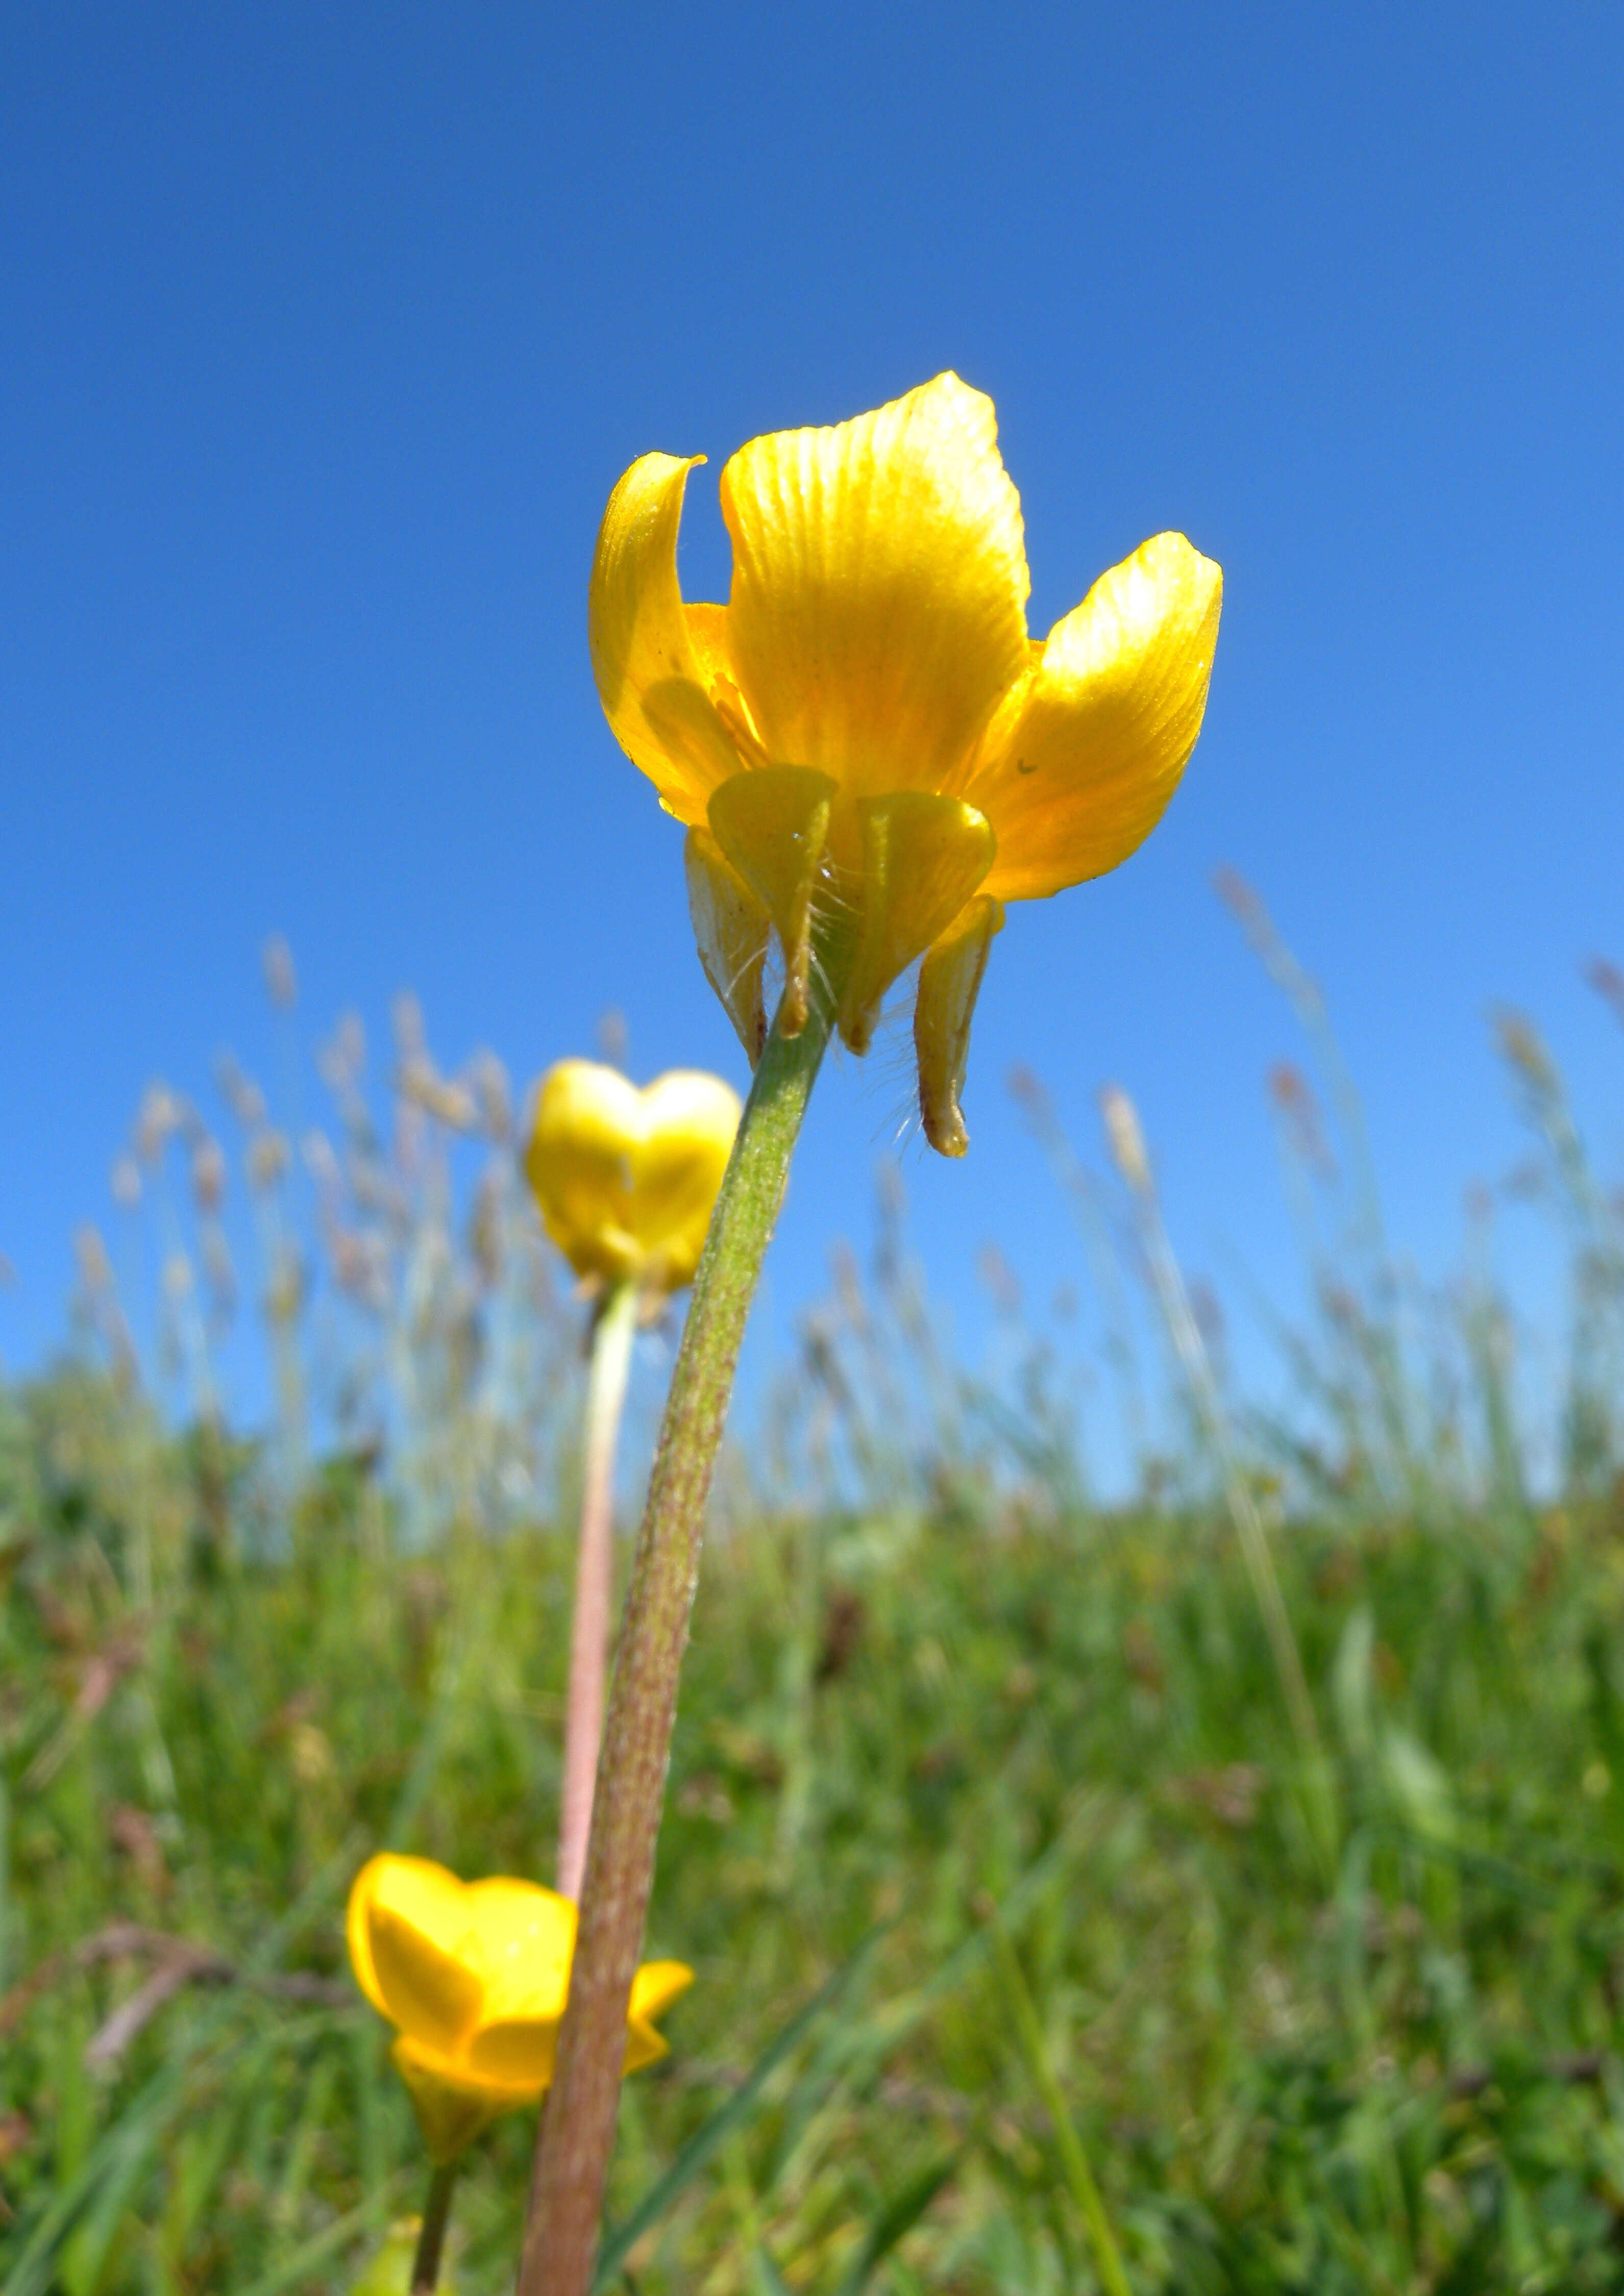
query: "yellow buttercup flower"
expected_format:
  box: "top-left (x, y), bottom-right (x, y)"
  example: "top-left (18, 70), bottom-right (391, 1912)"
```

top-left (589, 371), bottom-right (1222, 1155)
top-left (347, 1854), bottom-right (692, 2162)
top-left (523, 1060), bottom-right (742, 1293)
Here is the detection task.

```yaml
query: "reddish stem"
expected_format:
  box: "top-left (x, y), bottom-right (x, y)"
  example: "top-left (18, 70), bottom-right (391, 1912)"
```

top-left (557, 1279), bottom-right (639, 1905)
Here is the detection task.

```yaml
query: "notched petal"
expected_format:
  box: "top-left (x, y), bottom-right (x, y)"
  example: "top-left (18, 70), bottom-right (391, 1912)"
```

top-left (916, 896), bottom-right (1004, 1157)
top-left (631, 1072), bottom-right (742, 1288)
top-left (707, 766), bottom-right (836, 1037)
top-left (524, 1061), bottom-right (645, 1285)
top-left (623, 2019), bottom-right (672, 2075)
top-left (623, 1959), bottom-right (693, 2074)
top-left (719, 372), bottom-right (1031, 800)
top-left (628, 1959), bottom-right (695, 2026)
top-left (839, 794), bottom-right (995, 1055)
top-left (463, 1877), bottom-right (575, 2022)
top-left (685, 827), bottom-right (772, 1065)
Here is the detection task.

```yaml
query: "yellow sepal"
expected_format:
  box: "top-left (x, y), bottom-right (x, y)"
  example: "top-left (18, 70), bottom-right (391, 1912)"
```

top-left (915, 895), bottom-right (1004, 1157)
top-left (684, 827), bottom-right (771, 1065)
top-left (707, 766), bottom-right (835, 1037)
top-left (838, 794), bottom-right (995, 1055)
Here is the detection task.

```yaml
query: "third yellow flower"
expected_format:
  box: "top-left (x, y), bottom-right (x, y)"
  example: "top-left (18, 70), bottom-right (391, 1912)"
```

top-left (347, 1853), bottom-right (691, 2162)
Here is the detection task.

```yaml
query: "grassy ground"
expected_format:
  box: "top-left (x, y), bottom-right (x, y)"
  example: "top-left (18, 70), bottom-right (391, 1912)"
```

top-left (9, 928), bottom-right (1624, 2291)
top-left (9, 1361), bottom-right (1624, 2294)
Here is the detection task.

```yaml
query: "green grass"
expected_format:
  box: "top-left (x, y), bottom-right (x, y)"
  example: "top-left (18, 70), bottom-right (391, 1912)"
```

top-left (11, 909), bottom-right (1624, 2289)
top-left (9, 1361), bottom-right (1624, 2293)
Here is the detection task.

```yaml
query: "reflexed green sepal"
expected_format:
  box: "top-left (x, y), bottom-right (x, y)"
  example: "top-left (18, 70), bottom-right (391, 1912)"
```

top-left (839, 794), bottom-right (995, 1055)
top-left (707, 767), bottom-right (836, 1037)
top-left (915, 895), bottom-right (1004, 1157)
top-left (684, 827), bottom-right (772, 1065)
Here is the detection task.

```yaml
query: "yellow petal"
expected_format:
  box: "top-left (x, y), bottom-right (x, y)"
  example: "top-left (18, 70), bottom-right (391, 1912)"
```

top-left (708, 765), bottom-right (835, 1036)
top-left (838, 793), bottom-right (995, 1054)
top-left (623, 1961), bottom-right (693, 2075)
top-left (684, 827), bottom-right (772, 1065)
top-left (718, 373), bottom-right (1031, 802)
top-left (352, 1854), bottom-right (475, 1968)
top-left (624, 2018), bottom-right (672, 2075)
top-left (363, 1859), bottom-right (485, 2056)
top-left (524, 1059), bottom-right (645, 1285)
top-left (915, 895), bottom-right (1004, 1158)
top-left (589, 453), bottom-right (743, 824)
top-left (524, 1058), bottom-right (741, 1294)
top-left (390, 2038), bottom-right (508, 2164)
top-left (629, 1072), bottom-right (742, 1288)
top-left (456, 1952), bottom-right (689, 2094)
top-left (464, 1876), bottom-right (576, 2024)
top-left (967, 533), bottom-right (1222, 902)
top-left (683, 601), bottom-right (733, 691)
top-left (463, 2014), bottom-right (560, 2090)
top-left (346, 1854), bottom-right (393, 2017)
top-left (628, 1958), bottom-right (694, 2024)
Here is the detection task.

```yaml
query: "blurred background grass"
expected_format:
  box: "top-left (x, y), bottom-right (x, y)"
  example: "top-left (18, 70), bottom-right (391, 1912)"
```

top-left (10, 897), bottom-right (1624, 2291)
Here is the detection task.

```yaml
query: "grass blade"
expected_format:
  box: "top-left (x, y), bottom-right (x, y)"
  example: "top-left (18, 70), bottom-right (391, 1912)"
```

top-left (989, 1917), bottom-right (1133, 2296)
top-left (768, 1793), bottom-right (1106, 2186)
top-left (831, 2151), bottom-right (961, 2296)
top-left (232, 2181), bottom-right (404, 2296)
top-left (752, 2248), bottom-right (795, 2296)
top-left (592, 1935), bottom-right (882, 2291)
top-left (3, 1841), bottom-right (361, 2296)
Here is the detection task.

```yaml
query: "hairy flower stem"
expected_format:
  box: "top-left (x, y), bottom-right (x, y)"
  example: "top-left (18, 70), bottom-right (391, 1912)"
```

top-left (411, 2160), bottom-right (459, 2295)
top-left (557, 1278), bottom-right (639, 1904)
top-left (517, 962), bottom-right (840, 2296)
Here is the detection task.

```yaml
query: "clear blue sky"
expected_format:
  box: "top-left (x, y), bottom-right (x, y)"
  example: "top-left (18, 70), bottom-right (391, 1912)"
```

top-left (4, 3), bottom-right (1622, 1451)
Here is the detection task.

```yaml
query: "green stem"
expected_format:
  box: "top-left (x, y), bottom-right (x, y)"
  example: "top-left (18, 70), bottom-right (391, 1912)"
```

top-left (990, 1919), bottom-right (1133, 2296)
top-left (516, 979), bottom-right (836, 2296)
top-left (557, 1278), bottom-right (640, 1904)
top-left (410, 2159), bottom-right (459, 2295)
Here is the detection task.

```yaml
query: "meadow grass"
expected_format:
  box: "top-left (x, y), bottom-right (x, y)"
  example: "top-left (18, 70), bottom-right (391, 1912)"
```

top-left (9, 1354), bottom-right (1624, 2292)
top-left (8, 917), bottom-right (1624, 2291)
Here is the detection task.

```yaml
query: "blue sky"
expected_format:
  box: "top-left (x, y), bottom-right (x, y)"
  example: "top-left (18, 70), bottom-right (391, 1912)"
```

top-left (3, 3), bottom-right (1622, 1464)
